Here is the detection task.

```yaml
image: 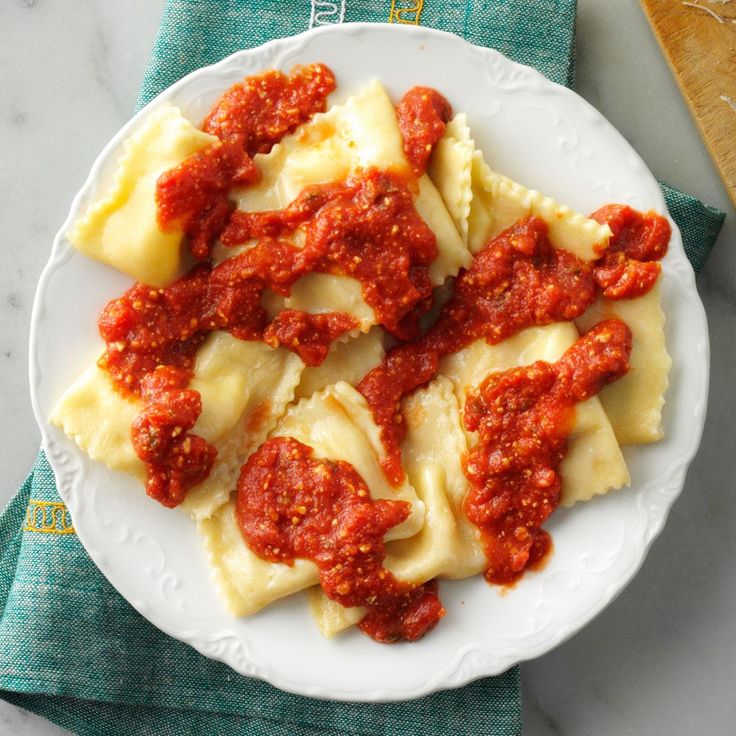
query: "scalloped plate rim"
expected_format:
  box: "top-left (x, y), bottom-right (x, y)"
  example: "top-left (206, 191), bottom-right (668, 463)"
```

top-left (29, 22), bottom-right (710, 702)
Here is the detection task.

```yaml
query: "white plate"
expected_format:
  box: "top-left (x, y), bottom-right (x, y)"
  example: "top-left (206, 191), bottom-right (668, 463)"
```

top-left (29, 23), bottom-right (709, 701)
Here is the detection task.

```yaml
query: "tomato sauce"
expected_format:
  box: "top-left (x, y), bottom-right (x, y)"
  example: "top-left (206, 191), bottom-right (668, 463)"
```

top-left (427, 216), bottom-right (595, 355)
top-left (98, 267), bottom-right (211, 395)
top-left (131, 366), bottom-right (217, 507)
top-left (357, 344), bottom-right (439, 486)
top-left (202, 64), bottom-right (336, 152)
top-left (156, 141), bottom-right (258, 261)
top-left (462, 320), bottom-right (631, 583)
top-left (223, 170), bottom-right (439, 339)
top-left (236, 436), bottom-right (445, 642)
top-left (99, 239), bottom-right (301, 397)
top-left (107, 64), bottom-right (336, 504)
top-left (395, 87), bottom-right (452, 176)
top-left (105, 168), bottom-right (439, 504)
top-left (358, 216), bottom-right (596, 483)
top-left (222, 182), bottom-right (345, 242)
top-left (156, 64), bottom-right (335, 261)
top-left (263, 310), bottom-right (358, 366)
top-left (590, 205), bottom-right (670, 299)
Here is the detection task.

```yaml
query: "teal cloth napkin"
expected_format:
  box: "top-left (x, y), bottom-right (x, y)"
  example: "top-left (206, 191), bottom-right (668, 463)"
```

top-left (1, 1), bottom-right (725, 734)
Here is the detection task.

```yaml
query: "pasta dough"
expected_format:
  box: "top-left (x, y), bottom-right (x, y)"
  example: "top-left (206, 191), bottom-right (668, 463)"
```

top-left (439, 323), bottom-right (630, 507)
top-left (575, 285), bottom-right (670, 444)
top-left (201, 500), bottom-right (319, 617)
top-left (236, 81), bottom-right (471, 330)
top-left (400, 377), bottom-right (486, 578)
top-left (284, 274), bottom-right (375, 332)
top-left (200, 382), bottom-right (426, 616)
top-left (428, 115), bottom-right (473, 246)
top-left (295, 327), bottom-right (385, 400)
top-left (51, 332), bottom-right (304, 520)
top-left (182, 334), bottom-right (304, 519)
top-left (430, 114), bottom-right (669, 446)
top-left (307, 327), bottom-right (632, 636)
top-left (307, 376), bottom-right (482, 637)
top-left (69, 105), bottom-right (217, 287)
top-left (429, 114), bottom-right (611, 260)
top-left (50, 364), bottom-right (146, 481)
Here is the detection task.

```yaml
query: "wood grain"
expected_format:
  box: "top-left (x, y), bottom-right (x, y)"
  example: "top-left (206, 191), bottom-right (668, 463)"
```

top-left (640, 0), bottom-right (736, 207)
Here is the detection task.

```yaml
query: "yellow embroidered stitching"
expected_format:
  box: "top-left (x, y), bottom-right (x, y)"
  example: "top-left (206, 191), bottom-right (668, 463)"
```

top-left (24, 500), bottom-right (76, 535)
top-left (389, 0), bottom-right (424, 25)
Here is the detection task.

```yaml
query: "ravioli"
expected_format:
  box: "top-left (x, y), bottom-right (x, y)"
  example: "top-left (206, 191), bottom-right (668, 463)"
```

top-left (182, 334), bottom-right (305, 519)
top-left (429, 114), bottom-right (669, 446)
top-left (200, 382), bottom-right (426, 616)
top-left (50, 364), bottom-right (146, 481)
top-left (295, 327), bottom-right (385, 400)
top-left (400, 376), bottom-right (486, 578)
top-left (307, 336), bottom-right (632, 636)
top-left (51, 332), bottom-right (304, 520)
top-left (236, 80), bottom-right (471, 330)
top-left (428, 115), bottom-right (473, 246)
top-left (429, 114), bottom-right (611, 260)
top-left (439, 323), bottom-right (630, 506)
top-left (52, 69), bottom-right (671, 642)
top-left (69, 105), bottom-right (218, 287)
top-left (575, 285), bottom-right (670, 445)
top-left (283, 274), bottom-right (375, 332)
top-left (273, 383), bottom-right (425, 539)
top-left (307, 378), bottom-right (479, 637)
top-left (308, 433), bottom-right (464, 637)
top-left (237, 80), bottom-right (412, 209)
top-left (200, 500), bottom-right (319, 617)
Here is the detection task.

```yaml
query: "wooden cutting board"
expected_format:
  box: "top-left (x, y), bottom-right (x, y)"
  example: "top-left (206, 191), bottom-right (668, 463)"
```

top-left (640, 0), bottom-right (736, 207)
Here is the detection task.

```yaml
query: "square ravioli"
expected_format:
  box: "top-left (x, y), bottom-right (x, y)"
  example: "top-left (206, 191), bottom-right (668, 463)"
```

top-left (307, 322), bottom-right (632, 637)
top-left (69, 105), bottom-right (218, 287)
top-left (199, 382), bottom-right (425, 616)
top-left (236, 80), bottom-right (472, 331)
top-left (52, 333), bottom-right (303, 520)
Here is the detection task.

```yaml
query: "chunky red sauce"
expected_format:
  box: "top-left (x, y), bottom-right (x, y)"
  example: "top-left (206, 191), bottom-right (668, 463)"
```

top-left (236, 437), bottom-right (445, 642)
top-left (463, 319), bottom-right (632, 583)
top-left (395, 87), bottom-right (452, 176)
top-left (357, 344), bottom-right (439, 486)
top-left (263, 310), bottom-right (358, 366)
top-left (222, 182), bottom-right (345, 241)
top-left (109, 170), bottom-right (438, 386)
top-left (111, 64), bottom-right (336, 503)
top-left (590, 205), bottom-right (670, 299)
top-left (98, 268), bottom-right (211, 394)
top-left (99, 239), bottom-right (304, 396)
top-left (358, 216), bottom-right (596, 483)
top-left (223, 170), bottom-right (439, 339)
top-left (156, 141), bottom-right (258, 261)
top-left (156, 64), bottom-right (335, 261)
top-left (427, 216), bottom-right (595, 355)
top-left (131, 366), bottom-right (217, 507)
top-left (105, 169), bottom-right (439, 503)
top-left (202, 64), bottom-right (336, 152)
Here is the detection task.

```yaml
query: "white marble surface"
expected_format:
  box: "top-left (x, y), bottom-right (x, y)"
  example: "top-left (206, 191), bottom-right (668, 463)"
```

top-left (1, 0), bottom-right (734, 734)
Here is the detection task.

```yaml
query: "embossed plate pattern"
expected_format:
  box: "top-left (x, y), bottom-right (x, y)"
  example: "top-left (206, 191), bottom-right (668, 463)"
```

top-left (29, 24), bottom-right (709, 701)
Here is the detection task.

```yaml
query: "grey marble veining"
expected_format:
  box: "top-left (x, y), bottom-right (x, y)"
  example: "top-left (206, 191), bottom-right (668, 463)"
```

top-left (1, 1), bottom-right (734, 734)
top-left (0, 1), bottom-right (165, 733)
